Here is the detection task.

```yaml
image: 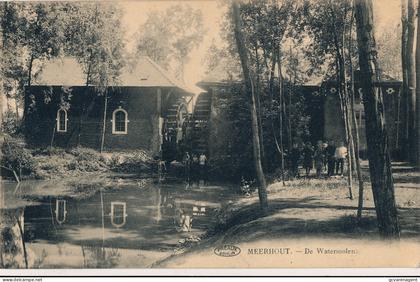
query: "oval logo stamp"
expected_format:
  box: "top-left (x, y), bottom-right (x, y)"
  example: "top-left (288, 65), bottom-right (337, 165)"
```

top-left (214, 245), bottom-right (241, 257)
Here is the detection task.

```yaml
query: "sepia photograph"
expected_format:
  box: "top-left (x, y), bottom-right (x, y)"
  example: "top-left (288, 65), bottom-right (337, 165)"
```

top-left (0, 0), bottom-right (419, 275)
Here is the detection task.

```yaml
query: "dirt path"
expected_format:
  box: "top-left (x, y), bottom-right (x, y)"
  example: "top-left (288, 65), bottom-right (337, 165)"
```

top-left (155, 162), bottom-right (420, 268)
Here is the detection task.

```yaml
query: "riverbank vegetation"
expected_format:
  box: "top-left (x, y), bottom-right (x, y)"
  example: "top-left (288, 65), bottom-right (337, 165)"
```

top-left (0, 136), bottom-right (153, 181)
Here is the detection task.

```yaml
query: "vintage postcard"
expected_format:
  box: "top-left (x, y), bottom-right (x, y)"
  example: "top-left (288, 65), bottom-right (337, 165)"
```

top-left (0, 0), bottom-right (419, 276)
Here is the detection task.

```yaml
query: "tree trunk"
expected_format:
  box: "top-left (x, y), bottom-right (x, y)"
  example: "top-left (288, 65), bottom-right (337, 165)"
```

top-left (354, 0), bottom-right (400, 238)
top-left (50, 124), bottom-right (56, 148)
top-left (232, 1), bottom-right (268, 212)
top-left (269, 49), bottom-right (277, 100)
top-left (287, 81), bottom-right (293, 150)
top-left (335, 53), bottom-right (354, 200)
top-left (14, 94), bottom-right (19, 120)
top-left (342, 11), bottom-right (356, 201)
top-left (352, 87), bottom-right (365, 220)
top-left (344, 100), bottom-right (355, 200)
top-left (277, 48), bottom-right (286, 186)
top-left (77, 60), bottom-right (92, 146)
top-left (406, 0), bottom-right (416, 164)
top-left (401, 0), bottom-right (409, 158)
top-left (16, 212), bottom-right (28, 269)
top-left (338, 50), bottom-right (355, 200)
top-left (415, 0), bottom-right (420, 168)
top-left (22, 54), bottom-right (34, 127)
top-left (254, 45), bottom-right (266, 168)
top-left (287, 46), bottom-right (294, 149)
top-left (0, 3), bottom-right (5, 129)
top-left (269, 48), bottom-right (283, 163)
top-left (330, 4), bottom-right (354, 200)
top-left (347, 12), bottom-right (365, 219)
top-left (100, 90), bottom-right (108, 153)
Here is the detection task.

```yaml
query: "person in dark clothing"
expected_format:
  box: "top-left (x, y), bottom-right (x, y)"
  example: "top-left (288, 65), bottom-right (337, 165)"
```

top-left (303, 142), bottom-right (314, 177)
top-left (199, 153), bottom-right (208, 183)
top-left (322, 141), bottom-right (328, 172)
top-left (289, 143), bottom-right (301, 178)
top-left (191, 154), bottom-right (199, 181)
top-left (326, 140), bottom-right (336, 177)
top-left (183, 151), bottom-right (191, 182)
top-left (314, 141), bottom-right (325, 178)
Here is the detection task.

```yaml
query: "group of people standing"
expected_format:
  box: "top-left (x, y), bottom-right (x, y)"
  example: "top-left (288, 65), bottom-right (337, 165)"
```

top-left (183, 151), bottom-right (208, 183)
top-left (289, 140), bottom-right (348, 178)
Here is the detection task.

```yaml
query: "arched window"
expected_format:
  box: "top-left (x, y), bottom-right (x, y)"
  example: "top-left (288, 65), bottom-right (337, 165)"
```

top-left (110, 201), bottom-right (127, 228)
top-left (56, 109), bottom-right (68, 132)
top-left (112, 107), bottom-right (128, 134)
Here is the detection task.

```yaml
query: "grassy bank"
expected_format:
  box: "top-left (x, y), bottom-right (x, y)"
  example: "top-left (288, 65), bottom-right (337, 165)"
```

top-left (1, 137), bottom-right (153, 181)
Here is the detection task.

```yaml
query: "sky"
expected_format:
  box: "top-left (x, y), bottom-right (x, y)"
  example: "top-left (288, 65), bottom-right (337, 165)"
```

top-left (120, 0), bottom-right (401, 88)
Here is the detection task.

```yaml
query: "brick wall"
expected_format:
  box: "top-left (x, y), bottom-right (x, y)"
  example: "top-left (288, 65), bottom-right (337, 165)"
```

top-left (24, 86), bottom-right (176, 154)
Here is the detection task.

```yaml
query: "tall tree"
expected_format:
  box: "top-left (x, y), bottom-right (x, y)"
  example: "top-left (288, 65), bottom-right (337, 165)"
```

top-left (354, 0), bottom-right (400, 238)
top-left (344, 3), bottom-right (365, 219)
top-left (239, 0), bottom-right (295, 174)
top-left (416, 0), bottom-right (420, 168)
top-left (62, 2), bottom-right (125, 148)
top-left (18, 3), bottom-right (67, 121)
top-left (300, 0), bottom-right (356, 199)
top-left (1, 3), bottom-right (40, 123)
top-left (135, 4), bottom-right (205, 81)
top-left (232, 0), bottom-right (268, 212)
top-left (64, 2), bottom-right (125, 89)
top-left (0, 3), bottom-right (4, 130)
top-left (406, 0), bottom-right (416, 164)
top-left (401, 0), bottom-right (410, 159)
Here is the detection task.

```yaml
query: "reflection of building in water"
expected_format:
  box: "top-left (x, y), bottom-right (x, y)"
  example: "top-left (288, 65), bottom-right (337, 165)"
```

top-left (110, 202), bottom-right (127, 228)
top-left (0, 182), bottom-right (4, 210)
top-left (20, 184), bottom-right (218, 250)
top-left (155, 187), bottom-right (162, 223)
top-left (55, 199), bottom-right (67, 224)
top-left (192, 206), bottom-right (206, 216)
top-left (173, 197), bottom-right (210, 232)
top-left (181, 214), bottom-right (192, 232)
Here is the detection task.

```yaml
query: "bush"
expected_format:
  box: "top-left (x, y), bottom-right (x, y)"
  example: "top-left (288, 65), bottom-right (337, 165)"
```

top-left (1, 111), bottom-right (20, 136)
top-left (76, 159), bottom-right (106, 172)
top-left (32, 146), bottom-right (67, 157)
top-left (209, 153), bottom-right (255, 182)
top-left (110, 150), bottom-right (152, 173)
top-left (64, 147), bottom-right (107, 172)
top-left (1, 138), bottom-right (37, 177)
top-left (68, 147), bottom-right (101, 161)
top-left (67, 161), bottom-right (77, 171)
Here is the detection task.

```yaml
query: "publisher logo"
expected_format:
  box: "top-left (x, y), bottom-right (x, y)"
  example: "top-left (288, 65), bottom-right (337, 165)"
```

top-left (214, 245), bottom-right (241, 257)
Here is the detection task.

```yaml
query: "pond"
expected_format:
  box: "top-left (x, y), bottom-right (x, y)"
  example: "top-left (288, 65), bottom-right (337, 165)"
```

top-left (0, 178), bottom-right (239, 268)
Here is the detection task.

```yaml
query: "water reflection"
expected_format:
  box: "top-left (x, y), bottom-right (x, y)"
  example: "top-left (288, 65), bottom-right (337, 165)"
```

top-left (81, 245), bottom-right (121, 268)
top-left (0, 207), bottom-right (28, 268)
top-left (192, 206), bottom-right (206, 216)
top-left (0, 179), bottom-right (238, 268)
top-left (110, 202), bottom-right (127, 228)
top-left (55, 200), bottom-right (67, 225)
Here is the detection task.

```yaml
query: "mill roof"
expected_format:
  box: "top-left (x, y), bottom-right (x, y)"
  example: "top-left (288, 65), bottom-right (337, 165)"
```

top-left (32, 56), bottom-right (198, 95)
